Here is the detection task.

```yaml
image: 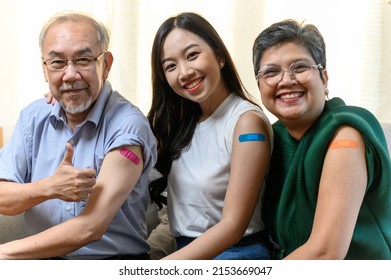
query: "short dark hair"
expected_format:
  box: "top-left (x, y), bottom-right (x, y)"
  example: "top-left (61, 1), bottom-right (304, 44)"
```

top-left (252, 19), bottom-right (326, 80)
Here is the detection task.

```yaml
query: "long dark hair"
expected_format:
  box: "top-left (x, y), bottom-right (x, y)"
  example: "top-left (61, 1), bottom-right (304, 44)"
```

top-left (148, 12), bottom-right (256, 208)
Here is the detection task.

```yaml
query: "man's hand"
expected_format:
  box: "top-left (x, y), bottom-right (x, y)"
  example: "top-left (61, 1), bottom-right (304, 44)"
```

top-left (48, 143), bottom-right (96, 201)
top-left (44, 92), bottom-right (56, 105)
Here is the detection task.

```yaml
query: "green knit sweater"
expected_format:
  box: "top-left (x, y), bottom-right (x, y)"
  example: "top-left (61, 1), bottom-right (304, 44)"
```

top-left (263, 97), bottom-right (391, 259)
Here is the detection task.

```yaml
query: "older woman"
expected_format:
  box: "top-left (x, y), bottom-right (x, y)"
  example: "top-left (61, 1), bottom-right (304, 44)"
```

top-left (252, 19), bottom-right (391, 259)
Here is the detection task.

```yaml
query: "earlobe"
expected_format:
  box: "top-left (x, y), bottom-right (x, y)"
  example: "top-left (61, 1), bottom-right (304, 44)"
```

top-left (215, 49), bottom-right (225, 69)
top-left (323, 69), bottom-right (329, 84)
top-left (217, 56), bottom-right (225, 69)
top-left (323, 69), bottom-right (329, 99)
top-left (103, 52), bottom-right (114, 79)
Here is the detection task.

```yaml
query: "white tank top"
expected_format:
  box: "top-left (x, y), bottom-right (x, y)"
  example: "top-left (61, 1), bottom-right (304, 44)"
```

top-left (167, 94), bottom-right (272, 237)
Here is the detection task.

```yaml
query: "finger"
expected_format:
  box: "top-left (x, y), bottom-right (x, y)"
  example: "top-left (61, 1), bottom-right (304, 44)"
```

top-left (84, 178), bottom-right (96, 188)
top-left (77, 177), bottom-right (96, 188)
top-left (44, 92), bottom-right (51, 103)
top-left (62, 143), bottom-right (74, 166)
top-left (77, 185), bottom-right (95, 198)
top-left (44, 92), bottom-right (56, 105)
top-left (81, 186), bottom-right (95, 196)
top-left (82, 168), bottom-right (96, 178)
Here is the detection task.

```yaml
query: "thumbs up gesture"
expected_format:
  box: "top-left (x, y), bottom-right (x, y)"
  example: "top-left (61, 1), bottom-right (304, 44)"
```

top-left (48, 143), bottom-right (96, 201)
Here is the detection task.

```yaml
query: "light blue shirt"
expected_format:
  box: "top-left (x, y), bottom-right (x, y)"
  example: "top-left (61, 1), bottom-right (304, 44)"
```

top-left (0, 81), bottom-right (157, 259)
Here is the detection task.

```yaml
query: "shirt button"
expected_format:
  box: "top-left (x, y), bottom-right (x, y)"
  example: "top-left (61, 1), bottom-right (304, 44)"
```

top-left (65, 205), bottom-right (71, 211)
top-left (68, 139), bottom-right (75, 146)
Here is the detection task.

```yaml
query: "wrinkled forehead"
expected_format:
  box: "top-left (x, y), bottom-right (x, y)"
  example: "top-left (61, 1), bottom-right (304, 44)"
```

top-left (42, 21), bottom-right (99, 56)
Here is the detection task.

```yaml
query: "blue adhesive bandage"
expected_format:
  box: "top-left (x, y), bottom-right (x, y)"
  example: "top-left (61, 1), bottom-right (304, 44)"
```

top-left (238, 133), bottom-right (265, 142)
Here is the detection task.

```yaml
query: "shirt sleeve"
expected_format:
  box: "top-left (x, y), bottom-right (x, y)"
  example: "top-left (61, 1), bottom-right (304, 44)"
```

top-left (0, 112), bottom-right (32, 183)
top-left (104, 110), bottom-right (157, 173)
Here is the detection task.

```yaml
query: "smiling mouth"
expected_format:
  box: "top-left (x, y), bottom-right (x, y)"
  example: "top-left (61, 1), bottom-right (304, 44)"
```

top-left (184, 78), bottom-right (203, 89)
top-left (279, 92), bottom-right (304, 100)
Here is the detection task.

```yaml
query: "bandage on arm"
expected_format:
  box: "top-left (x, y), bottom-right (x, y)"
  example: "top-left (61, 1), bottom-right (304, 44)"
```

top-left (329, 140), bottom-right (358, 150)
top-left (120, 148), bottom-right (140, 165)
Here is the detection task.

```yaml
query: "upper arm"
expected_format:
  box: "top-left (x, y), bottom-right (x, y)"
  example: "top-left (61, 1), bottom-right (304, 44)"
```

top-left (222, 110), bottom-right (272, 229)
top-left (302, 126), bottom-right (367, 258)
top-left (79, 145), bottom-right (144, 236)
top-left (165, 111), bottom-right (273, 259)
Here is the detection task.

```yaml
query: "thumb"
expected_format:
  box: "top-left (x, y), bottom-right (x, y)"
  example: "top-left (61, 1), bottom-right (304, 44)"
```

top-left (62, 142), bottom-right (74, 166)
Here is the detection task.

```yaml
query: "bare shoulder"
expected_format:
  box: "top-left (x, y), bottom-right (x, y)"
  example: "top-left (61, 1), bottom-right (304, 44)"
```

top-left (235, 110), bottom-right (270, 132)
top-left (330, 125), bottom-right (365, 148)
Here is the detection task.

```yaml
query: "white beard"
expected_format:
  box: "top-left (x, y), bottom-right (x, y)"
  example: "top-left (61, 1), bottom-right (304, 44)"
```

top-left (60, 96), bottom-right (93, 114)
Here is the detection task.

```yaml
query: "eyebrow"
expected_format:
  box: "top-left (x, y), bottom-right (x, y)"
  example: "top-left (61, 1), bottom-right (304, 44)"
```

top-left (161, 43), bottom-right (200, 65)
top-left (259, 57), bottom-right (314, 69)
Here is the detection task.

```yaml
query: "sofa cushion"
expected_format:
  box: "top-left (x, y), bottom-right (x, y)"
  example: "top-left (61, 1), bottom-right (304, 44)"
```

top-left (381, 122), bottom-right (391, 155)
top-left (0, 213), bottom-right (28, 244)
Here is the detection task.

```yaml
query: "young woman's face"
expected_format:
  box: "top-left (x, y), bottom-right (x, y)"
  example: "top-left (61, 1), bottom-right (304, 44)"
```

top-left (257, 41), bottom-right (328, 126)
top-left (161, 28), bottom-right (226, 106)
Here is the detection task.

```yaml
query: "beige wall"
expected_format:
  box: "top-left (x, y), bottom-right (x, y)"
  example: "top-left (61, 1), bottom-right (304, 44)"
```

top-left (380, 3), bottom-right (391, 122)
top-left (0, 2), bottom-right (19, 144)
top-left (0, 0), bottom-right (390, 146)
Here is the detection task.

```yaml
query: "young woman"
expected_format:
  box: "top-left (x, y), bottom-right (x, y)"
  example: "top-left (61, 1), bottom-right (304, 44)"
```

top-left (148, 12), bottom-right (273, 259)
top-left (252, 19), bottom-right (391, 259)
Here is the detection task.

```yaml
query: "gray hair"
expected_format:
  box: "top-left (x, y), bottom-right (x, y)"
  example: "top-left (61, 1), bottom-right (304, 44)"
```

top-left (39, 11), bottom-right (110, 53)
top-left (252, 19), bottom-right (326, 81)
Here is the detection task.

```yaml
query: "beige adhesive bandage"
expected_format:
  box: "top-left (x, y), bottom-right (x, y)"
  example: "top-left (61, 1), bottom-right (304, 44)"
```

top-left (329, 140), bottom-right (358, 150)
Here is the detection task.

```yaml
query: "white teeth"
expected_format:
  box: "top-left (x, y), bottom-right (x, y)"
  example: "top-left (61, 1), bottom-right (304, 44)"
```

top-left (185, 79), bottom-right (202, 89)
top-left (280, 92), bottom-right (302, 99)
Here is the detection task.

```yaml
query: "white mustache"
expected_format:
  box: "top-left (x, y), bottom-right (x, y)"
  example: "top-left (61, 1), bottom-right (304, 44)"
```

top-left (59, 82), bottom-right (87, 91)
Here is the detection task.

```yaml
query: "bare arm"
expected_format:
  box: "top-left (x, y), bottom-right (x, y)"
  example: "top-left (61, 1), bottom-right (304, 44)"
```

top-left (0, 143), bottom-right (95, 215)
top-left (164, 111), bottom-right (271, 259)
top-left (285, 126), bottom-right (367, 259)
top-left (0, 145), bottom-right (143, 259)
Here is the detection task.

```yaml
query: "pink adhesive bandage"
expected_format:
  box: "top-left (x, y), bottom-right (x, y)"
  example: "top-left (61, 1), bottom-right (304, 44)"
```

top-left (120, 148), bottom-right (140, 165)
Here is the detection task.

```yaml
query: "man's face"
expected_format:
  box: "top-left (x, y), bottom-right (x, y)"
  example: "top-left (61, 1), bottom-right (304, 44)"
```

top-left (41, 21), bottom-right (110, 118)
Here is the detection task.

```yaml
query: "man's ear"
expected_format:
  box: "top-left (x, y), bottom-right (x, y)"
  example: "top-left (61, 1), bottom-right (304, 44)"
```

top-left (102, 52), bottom-right (114, 80)
top-left (42, 62), bottom-right (49, 82)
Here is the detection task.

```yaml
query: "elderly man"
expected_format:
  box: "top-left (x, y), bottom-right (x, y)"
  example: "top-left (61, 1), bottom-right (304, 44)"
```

top-left (0, 12), bottom-right (156, 260)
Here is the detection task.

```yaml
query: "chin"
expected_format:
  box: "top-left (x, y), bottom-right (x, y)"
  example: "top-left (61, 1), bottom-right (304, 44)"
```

top-left (61, 98), bottom-right (93, 114)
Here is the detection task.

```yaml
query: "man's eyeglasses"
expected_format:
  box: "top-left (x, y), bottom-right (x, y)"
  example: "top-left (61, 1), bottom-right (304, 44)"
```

top-left (43, 52), bottom-right (106, 72)
top-left (256, 61), bottom-right (324, 86)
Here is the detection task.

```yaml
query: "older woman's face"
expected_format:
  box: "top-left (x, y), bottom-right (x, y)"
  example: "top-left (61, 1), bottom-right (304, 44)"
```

top-left (257, 42), bottom-right (328, 128)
